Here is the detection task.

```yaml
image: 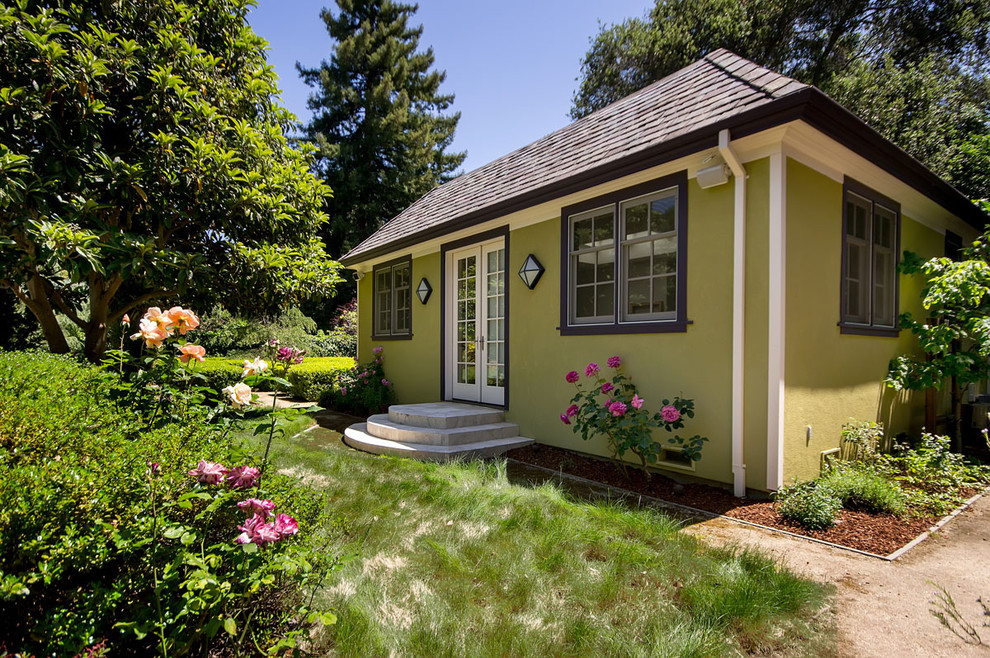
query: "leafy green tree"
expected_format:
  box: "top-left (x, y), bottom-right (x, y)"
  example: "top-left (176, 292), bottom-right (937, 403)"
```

top-left (888, 202), bottom-right (990, 449)
top-left (571, 0), bottom-right (990, 199)
top-left (0, 0), bottom-right (341, 362)
top-left (299, 0), bottom-right (465, 259)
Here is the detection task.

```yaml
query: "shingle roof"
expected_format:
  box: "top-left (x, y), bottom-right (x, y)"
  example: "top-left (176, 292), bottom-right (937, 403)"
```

top-left (341, 49), bottom-right (982, 265)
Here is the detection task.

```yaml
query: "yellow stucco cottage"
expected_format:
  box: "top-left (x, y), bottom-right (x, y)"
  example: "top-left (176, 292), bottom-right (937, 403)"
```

top-left (339, 50), bottom-right (986, 496)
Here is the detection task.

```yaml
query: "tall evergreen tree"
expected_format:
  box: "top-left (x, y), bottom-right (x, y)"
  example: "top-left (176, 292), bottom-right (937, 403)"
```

top-left (570, 0), bottom-right (990, 200)
top-left (299, 0), bottom-right (465, 259)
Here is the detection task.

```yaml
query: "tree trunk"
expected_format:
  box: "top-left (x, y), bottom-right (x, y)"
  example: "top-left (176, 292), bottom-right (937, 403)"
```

top-left (83, 280), bottom-right (109, 363)
top-left (951, 376), bottom-right (963, 453)
top-left (24, 275), bottom-right (71, 354)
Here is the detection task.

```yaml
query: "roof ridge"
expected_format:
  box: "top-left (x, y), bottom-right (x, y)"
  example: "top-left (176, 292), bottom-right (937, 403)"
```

top-left (702, 49), bottom-right (806, 99)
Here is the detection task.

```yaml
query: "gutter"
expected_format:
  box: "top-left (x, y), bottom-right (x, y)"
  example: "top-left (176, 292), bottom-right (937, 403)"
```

top-left (719, 129), bottom-right (748, 498)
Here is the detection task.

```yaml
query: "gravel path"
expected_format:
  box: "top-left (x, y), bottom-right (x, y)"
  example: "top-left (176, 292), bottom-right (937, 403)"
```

top-left (684, 495), bottom-right (990, 657)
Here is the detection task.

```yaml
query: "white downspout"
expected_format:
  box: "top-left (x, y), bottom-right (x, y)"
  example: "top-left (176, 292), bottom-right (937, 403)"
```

top-left (767, 152), bottom-right (786, 491)
top-left (719, 129), bottom-right (748, 498)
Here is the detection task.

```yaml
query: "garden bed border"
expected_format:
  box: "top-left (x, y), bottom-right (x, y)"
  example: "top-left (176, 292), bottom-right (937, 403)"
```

top-left (505, 457), bottom-right (990, 561)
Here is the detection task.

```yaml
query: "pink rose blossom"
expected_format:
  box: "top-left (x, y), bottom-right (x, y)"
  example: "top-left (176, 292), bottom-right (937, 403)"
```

top-left (382, 378), bottom-right (390, 386)
top-left (565, 371), bottom-right (580, 384)
top-left (237, 498), bottom-right (276, 518)
top-left (585, 363), bottom-right (600, 378)
top-left (607, 356), bottom-right (621, 368)
top-left (373, 346), bottom-right (383, 355)
top-left (631, 394), bottom-right (644, 409)
top-left (565, 404), bottom-right (579, 417)
top-left (227, 465), bottom-right (260, 489)
top-left (560, 413), bottom-right (571, 425)
top-left (274, 513), bottom-right (299, 538)
top-left (661, 405), bottom-right (681, 422)
top-left (254, 522), bottom-right (280, 544)
top-left (178, 344), bottom-right (206, 364)
top-left (341, 387), bottom-right (348, 396)
top-left (188, 459), bottom-right (228, 485)
top-left (601, 382), bottom-right (614, 394)
top-left (121, 314), bottom-right (130, 325)
top-left (609, 401), bottom-right (627, 417)
top-left (235, 514), bottom-right (280, 544)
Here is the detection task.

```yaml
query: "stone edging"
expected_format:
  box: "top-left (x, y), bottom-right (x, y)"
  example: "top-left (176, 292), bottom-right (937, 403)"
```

top-left (504, 458), bottom-right (988, 561)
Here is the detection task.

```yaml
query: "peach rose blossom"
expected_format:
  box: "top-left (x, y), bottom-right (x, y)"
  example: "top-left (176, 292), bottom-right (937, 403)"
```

top-left (167, 306), bottom-right (200, 335)
top-left (223, 382), bottom-right (252, 408)
top-left (142, 306), bottom-right (174, 335)
top-left (242, 357), bottom-right (268, 378)
top-left (178, 344), bottom-right (206, 364)
top-left (130, 318), bottom-right (168, 349)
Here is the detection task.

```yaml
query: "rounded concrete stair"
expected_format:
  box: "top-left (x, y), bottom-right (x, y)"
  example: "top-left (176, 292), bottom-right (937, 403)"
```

top-left (343, 402), bottom-right (534, 461)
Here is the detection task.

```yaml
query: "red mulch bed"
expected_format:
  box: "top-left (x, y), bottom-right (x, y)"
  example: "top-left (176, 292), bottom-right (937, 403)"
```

top-left (505, 444), bottom-right (941, 556)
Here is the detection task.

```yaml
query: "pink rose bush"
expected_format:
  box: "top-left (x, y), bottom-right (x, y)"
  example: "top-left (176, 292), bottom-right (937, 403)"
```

top-left (560, 355), bottom-right (707, 476)
top-left (186, 462), bottom-right (300, 547)
top-left (326, 345), bottom-right (396, 416)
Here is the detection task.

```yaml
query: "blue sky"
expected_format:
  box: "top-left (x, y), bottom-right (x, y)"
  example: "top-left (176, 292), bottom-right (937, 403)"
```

top-left (248, 0), bottom-right (650, 173)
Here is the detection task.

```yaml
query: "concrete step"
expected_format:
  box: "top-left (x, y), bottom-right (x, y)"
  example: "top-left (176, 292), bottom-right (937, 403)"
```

top-left (388, 402), bottom-right (505, 429)
top-left (344, 423), bottom-right (534, 461)
top-left (367, 414), bottom-right (521, 446)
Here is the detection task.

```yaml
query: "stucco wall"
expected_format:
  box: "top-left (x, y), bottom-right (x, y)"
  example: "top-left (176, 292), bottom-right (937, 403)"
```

top-left (782, 158), bottom-right (950, 483)
top-left (505, 176), bottom-right (736, 485)
top-left (357, 251), bottom-right (442, 404)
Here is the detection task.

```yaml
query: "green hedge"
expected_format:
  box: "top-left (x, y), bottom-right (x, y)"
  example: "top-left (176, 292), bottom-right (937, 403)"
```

top-left (197, 356), bottom-right (354, 401)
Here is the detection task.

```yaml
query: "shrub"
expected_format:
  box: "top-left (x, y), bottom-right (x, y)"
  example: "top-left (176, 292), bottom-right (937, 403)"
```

top-left (0, 335), bottom-right (337, 652)
top-left (286, 357), bottom-right (355, 400)
top-left (840, 419), bottom-right (885, 463)
top-left (308, 299), bottom-right (357, 358)
top-left (774, 480), bottom-right (841, 530)
top-left (319, 347), bottom-right (395, 416)
top-left (310, 328), bottom-right (357, 358)
top-left (196, 306), bottom-right (327, 357)
top-left (559, 355), bottom-right (708, 475)
top-left (876, 433), bottom-right (990, 516)
top-left (821, 465), bottom-right (907, 515)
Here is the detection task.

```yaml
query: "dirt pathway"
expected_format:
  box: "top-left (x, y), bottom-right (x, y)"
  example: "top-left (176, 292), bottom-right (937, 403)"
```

top-left (684, 496), bottom-right (990, 657)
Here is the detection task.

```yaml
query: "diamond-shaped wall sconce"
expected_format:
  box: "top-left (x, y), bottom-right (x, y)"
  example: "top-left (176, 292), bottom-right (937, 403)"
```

top-left (518, 254), bottom-right (545, 290)
top-left (416, 277), bottom-right (433, 304)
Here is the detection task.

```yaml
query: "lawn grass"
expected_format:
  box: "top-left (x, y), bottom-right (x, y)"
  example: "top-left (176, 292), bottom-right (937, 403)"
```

top-left (244, 419), bottom-right (834, 657)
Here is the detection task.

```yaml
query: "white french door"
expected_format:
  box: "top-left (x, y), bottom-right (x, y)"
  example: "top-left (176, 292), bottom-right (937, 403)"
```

top-left (445, 239), bottom-right (506, 405)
